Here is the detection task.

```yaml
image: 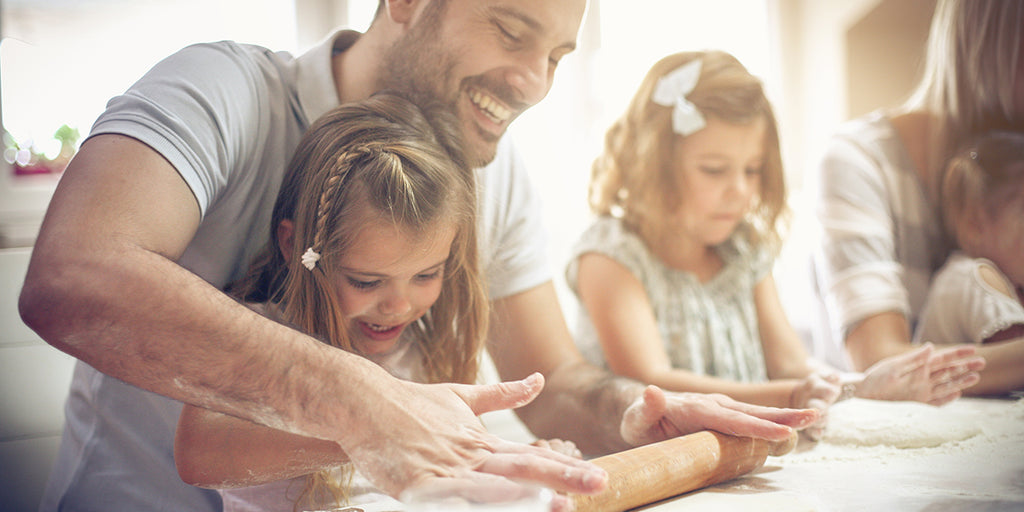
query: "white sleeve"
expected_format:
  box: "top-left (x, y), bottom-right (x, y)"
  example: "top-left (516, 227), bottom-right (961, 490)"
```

top-left (919, 257), bottom-right (1024, 344)
top-left (87, 42), bottom-right (272, 217)
top-left (475, 138), bottom-right (552, 300)
top-left (811, 130), bottom-right (909, 339)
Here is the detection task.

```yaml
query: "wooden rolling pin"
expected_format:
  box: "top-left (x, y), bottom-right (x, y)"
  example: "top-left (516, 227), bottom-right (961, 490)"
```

top-left (573, 430), bottom-right (797, 512)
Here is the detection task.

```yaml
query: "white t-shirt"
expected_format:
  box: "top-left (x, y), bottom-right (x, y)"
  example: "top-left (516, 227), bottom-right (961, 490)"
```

top-left (914, 252), bottom-right (1024, 345)
top-left (41, 30), bottom-right (550, 512)
top-left (808, 112), bottom-right (952, 370)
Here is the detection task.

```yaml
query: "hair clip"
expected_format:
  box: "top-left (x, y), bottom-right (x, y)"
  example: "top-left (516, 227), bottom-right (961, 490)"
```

top-left (301, 247), bottom-right (321, 271)
top-left (651, 59), bottom-right (706, 136)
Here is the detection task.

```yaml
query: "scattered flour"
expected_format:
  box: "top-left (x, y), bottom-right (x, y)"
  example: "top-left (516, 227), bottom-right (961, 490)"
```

top-left (654, 398), bottom-right (1024, 511)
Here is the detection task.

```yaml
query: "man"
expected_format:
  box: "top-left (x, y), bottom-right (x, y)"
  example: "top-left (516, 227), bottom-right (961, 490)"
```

top-left (21, 1), bottom-right (817, 510)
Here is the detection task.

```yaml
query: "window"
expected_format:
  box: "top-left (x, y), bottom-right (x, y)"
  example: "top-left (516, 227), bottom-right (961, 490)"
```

top-left (0, 0), bottom-right (298, 246)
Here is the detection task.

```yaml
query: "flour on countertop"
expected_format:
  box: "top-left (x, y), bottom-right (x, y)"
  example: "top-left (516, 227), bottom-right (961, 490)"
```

top-left (781, 397), bottom-right (1024, 463)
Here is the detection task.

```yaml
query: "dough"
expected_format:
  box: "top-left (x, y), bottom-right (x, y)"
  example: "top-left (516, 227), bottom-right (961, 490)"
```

top-left (821, 398), bottom-right (982, 449)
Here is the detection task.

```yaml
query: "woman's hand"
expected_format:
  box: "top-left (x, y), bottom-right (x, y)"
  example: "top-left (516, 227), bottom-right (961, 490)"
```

top-left (856, 343), bottom-right (986, 405)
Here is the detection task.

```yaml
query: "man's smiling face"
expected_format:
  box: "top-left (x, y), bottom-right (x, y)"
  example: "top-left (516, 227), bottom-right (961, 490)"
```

top-left (379, 0), bottom-right (585, 167)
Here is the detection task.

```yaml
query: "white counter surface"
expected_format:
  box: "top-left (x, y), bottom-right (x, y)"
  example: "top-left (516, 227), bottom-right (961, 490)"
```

top-left (638, 397), bottom-right (1024, 512)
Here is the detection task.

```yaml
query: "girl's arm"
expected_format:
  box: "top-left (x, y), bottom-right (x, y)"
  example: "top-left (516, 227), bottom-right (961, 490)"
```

top-left (753, 274), bottom-right (840, 438)
top-left (962, 266), bottom-right (1024, 395)
top-left (175, 404), bottom-right (589, 489)
top-left (175, 404), bottom-right (348, 488)
top-left (754, 275), bottom-right (818, 380)
top-left (575, 253), bottom-right (807, 409)
top-left (969, 327), bottom-right (1024, 395)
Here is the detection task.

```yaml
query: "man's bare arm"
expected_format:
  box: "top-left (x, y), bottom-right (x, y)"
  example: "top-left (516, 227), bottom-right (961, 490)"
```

top-left (20, 135), bottom-right (605, 504)
top-left (487, 282), bottom-right (817, 457)
top-left (19, 134), bottom-right (372, 439)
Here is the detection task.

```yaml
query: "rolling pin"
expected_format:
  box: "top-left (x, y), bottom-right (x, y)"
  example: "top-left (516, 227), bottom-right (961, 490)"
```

top-left (573, 430), bottom-right (797, 512)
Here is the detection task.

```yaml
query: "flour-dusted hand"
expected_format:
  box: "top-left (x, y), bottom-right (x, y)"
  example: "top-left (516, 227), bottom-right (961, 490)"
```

top-left (790, 372), bottom-right (841, 441)
top-left (531, 438), bottom-right (583, 459)
top-left (789, 372), bottom-right (842, 410)
top-left (618, 385), bottom-right (819, 447)
top-left (855, 343), bottom-right (986, 405)
top-left (345, 373), bottom-right (606, 512)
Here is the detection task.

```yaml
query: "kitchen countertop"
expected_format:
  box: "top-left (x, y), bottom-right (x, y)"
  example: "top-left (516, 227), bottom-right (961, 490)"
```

top-left (636, 397), bottom-right (1024, 512)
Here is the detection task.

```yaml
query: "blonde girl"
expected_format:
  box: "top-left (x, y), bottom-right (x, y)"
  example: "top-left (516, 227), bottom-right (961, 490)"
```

top-left (915, 131), bottom-right (1024, 394)
top-left (174, 92), bottom-right (491, 511)
top-left (566, 51), bottom-right (839, 426)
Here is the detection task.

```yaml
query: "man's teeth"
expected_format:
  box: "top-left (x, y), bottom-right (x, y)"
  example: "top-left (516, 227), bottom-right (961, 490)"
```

top-left (470, 90), bottom-right (511, 123)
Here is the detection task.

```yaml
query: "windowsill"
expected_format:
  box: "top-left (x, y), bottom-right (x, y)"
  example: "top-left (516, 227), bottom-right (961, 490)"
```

top-left (0, 167), bottom-right (58, 248)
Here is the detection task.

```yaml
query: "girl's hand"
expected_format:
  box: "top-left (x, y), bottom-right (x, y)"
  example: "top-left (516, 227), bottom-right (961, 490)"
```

top-left (856, 343), bottom-right (986, 405)
top-left (531, 438), bottom-right (582, 459)
top-left (789, 373), bottom-right (841, 441)
top-left (789, 372), bottom-right (842, 409)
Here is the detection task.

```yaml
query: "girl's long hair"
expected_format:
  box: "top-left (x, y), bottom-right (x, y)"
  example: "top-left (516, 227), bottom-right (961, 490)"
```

top-left (588, 50), bottom-right (787, 250)
top-left (228, 91), bottom-right (487, 509)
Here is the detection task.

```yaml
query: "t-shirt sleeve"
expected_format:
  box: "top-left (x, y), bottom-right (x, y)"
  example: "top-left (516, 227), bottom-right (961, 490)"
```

top-left (811, 127), bottom-right (909, 338)
top-left (87, 42), bottom-right (270, 218)
top-left (926, 258), bottom-right (1024, 344)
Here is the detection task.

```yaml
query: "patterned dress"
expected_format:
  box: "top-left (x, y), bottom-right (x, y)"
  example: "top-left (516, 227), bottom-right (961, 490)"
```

top-left (566, 216), bottom-right (775, 382)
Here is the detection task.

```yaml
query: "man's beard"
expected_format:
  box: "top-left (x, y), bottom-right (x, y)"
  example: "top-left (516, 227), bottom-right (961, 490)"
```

top-left (378, 18), bottom-right (499, 168)
top-left (378, 12), bottom-right (452, 104)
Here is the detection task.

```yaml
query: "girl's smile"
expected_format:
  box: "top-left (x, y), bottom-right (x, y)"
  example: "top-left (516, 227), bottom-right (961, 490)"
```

top-left (334, 212), bottom-right (456, 356)
top-left (357, 321), bottom-right (408, 343)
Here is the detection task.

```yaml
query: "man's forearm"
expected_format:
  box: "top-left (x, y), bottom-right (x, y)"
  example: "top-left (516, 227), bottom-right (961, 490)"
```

top-left (516, 359), bottom-right (642, 456)
top-left (19, 241), bottom-right (386, 444)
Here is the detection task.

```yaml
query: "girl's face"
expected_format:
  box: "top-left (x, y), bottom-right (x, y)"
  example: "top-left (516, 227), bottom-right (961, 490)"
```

top-left (333, 215), bottom-right (456, 356)
top-left (667, 115), bottom-right (766, 247)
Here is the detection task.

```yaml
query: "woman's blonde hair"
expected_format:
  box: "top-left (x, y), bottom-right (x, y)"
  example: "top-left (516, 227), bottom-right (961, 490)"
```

top-left (230, 91), bottom-right (487, 509)
top-left (905, 0), bottom-right (1024, 198)
top-left (588, 50), bottom-right (787, 250)
top-left (942, 131), bottom-right (1024, 249)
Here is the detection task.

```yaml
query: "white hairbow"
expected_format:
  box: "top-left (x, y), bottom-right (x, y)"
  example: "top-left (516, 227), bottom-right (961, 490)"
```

top-left (651, 59), bottom-right (705, 136)
top-left (301, 247), bottom-right (321, 271)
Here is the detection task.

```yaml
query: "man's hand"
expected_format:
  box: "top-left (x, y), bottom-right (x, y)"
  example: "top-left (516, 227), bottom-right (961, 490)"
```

top-left (619, 385), bottom-right (820, 447)
top-left (856, 343), bottom-right (985, 405)
top-left (345, 373), bottom-right (607, 512)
